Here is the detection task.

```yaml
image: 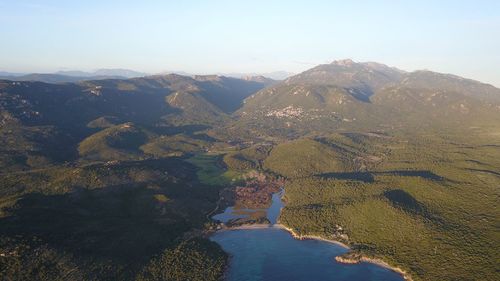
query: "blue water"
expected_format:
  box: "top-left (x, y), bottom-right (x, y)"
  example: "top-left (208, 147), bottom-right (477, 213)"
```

top-left (213, 207), bottom-right (256, 223)
top-left (211, 189), bottom-right (404, 281)
top-left (266, 188), bottom-right (284, 224)
top-left (211, 227), bottom-right (403, 281)
top-left (212, 188), bottom-right (284, 224)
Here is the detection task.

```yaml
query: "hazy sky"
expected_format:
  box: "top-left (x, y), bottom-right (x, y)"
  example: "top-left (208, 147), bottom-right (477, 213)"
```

top-left (1, 0), bottom-right (499, 86)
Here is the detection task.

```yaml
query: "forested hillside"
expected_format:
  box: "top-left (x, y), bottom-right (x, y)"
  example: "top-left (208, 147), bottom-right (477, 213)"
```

top-left (1, 61), bottom-right (499, 281)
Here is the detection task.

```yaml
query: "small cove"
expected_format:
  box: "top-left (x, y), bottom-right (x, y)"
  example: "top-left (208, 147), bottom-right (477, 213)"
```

top-left (210, 188), bottom-right (404, 281)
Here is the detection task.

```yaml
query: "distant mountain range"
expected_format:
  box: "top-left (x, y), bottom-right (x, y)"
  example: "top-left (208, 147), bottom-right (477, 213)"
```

top-left (0, 69), bottom-right (293, 83)
top-left (0, 73), bottom-right (128, 83)
top-left (220, 71), bottom-right (295, 80)
top-left (1, 59), bottom-right (499, 281)
top-left (55, 68), bottom-right (149, 78)
top-left (1, 59), bottom-right (499, 168)
top-left (0, 69), bottom-right (147, 83)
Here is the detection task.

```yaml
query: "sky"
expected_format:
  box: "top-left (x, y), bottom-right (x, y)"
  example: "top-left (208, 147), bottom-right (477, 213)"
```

top-left (0, 0), bottom-right (499, 86)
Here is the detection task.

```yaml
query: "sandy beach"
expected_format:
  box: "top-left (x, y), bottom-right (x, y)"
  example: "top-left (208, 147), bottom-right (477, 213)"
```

top-left (217, 222), bottom-right (413, 281)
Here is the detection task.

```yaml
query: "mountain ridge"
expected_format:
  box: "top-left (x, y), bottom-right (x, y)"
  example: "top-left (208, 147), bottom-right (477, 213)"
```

top-left (1, 59), bottom-right (499, 281)
top-left (233, 59), bottom-right (500, 138)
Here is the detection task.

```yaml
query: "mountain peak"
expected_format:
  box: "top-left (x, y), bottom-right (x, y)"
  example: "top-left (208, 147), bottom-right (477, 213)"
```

top-left (284, 59), bottom-right (406, 95)
top-left (331, 59), bottom-right (356, 66)
top-left (193, 75), bottom-right (223, 82)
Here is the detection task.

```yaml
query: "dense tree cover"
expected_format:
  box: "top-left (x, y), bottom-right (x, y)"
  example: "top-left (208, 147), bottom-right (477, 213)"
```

top-left (1, 61), bottom-right (500, 281)
top-left (263, 139), bottom-right (345, 178)
top-left (0, 158), bottom-right (227, 281)
top-left (270, 131), bottom-right (500, 281)
top-left (223, 152), bottom-right (256, 171)
top-left (78, 123), bottom-right (151, 161)
top-left (141, 134), bottom-right (209, 158)
top-left (234, 61), bottom-right (500, 139)
top-left (223, 143), bottom-right (272, 171)
top-left (137, 239), bottom-right (227, 281)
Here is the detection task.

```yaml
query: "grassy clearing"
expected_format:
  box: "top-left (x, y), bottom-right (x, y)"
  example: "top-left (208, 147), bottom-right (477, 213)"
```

top-left (187, 153), bottom-right (243, 186)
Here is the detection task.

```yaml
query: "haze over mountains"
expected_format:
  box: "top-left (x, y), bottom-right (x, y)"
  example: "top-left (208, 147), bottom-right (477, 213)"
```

top-left (0, 69), bottom-right (293, 84)
top-left (1, 59), bottom-right (499, 171)
top-left (1, 59), bottom-right (499, 281)
top-left (56, 69), bottom-right (149, 78)
top-left (0, 69), bottom-right (148, 84)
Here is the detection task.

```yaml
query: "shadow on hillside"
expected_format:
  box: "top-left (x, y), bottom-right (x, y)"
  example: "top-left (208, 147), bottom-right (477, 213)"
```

top-left (0, 185), bottom-right (189, 265)
top-left (478, 144), bottom-right (500, 148)
top-left (383, 189), bottom-right (445, 224)
top-left (317, 170), bottom-right (443, 182)
top-left (318, 172), bottom-right (374, 183)
top-left (380, 170), bottom-right (444, 181)
top-left (197, 78), bottom-right (266, 113)
top-left (350, 92), bottom-right (372, 103)
top-left (465, 168), bottom-right (500, 177)
top-left (383, 189), bottom-right (426, 215)
top-left (148, 124), bottom-right (214, 139)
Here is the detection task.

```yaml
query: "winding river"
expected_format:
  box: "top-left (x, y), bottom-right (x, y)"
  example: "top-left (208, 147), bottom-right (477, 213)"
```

top-left (210, 189), bottom-right (404, 281)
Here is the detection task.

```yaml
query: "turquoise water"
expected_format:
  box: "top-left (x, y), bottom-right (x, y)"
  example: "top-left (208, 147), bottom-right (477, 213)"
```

top-left (211, 227), bottom-right (403, 281)
top-left (211, 189), bottom-right (404, 281)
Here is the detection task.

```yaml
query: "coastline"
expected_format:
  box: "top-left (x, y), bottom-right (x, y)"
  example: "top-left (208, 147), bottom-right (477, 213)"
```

top-left (273, 223), bottom-right (350, 249)
top-left (213, 222), bottom-right (413, 281)
top-left (335, 256), bottom-right (413, 281)
top-left (210, 184), bottom-right (412, 281)
top-left (275, 223), bottom-right (413, 281)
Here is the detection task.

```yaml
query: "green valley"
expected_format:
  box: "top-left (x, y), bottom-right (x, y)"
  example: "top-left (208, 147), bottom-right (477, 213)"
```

top-left (1, 60), bottom-right (499, 281)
